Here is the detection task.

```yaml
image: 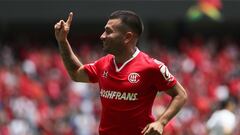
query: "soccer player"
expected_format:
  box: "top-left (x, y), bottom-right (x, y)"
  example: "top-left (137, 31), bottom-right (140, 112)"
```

top-left (54, 10), bottom-right (187, 135)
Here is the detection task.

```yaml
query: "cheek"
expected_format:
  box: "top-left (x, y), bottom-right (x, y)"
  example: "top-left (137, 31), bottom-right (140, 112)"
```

top-left (113, 34), bottom-right (123, 42)
top-left (106, 34), bottom-right (123, 45)
top-left (116, 37), bottom-right (124, 45)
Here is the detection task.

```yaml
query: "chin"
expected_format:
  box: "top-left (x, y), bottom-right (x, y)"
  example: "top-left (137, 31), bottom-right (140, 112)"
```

top-left (103, 50), bottom-right (112, 54)
top-left (102, 47), bottom-right (110, 53)
top-left (103, 48), bottom-right (114, 55)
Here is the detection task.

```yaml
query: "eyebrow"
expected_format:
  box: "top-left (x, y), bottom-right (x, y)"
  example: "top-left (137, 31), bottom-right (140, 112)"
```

top-left (104, 26), bottom-right (113, 32)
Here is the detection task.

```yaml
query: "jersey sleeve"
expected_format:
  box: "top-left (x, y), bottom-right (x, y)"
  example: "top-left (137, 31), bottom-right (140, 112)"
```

top-left (83, 61), bottom-right (99, 83)
top-left (152, 59), bottom-right (177, 91)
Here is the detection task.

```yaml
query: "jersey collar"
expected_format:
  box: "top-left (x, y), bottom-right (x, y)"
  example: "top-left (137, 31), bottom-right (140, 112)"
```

top-left (113, 48), bottom-right (140, 72)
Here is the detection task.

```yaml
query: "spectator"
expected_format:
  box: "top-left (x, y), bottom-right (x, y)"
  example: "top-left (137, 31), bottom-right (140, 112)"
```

top-left (206, 97), bottom-right (237, 135)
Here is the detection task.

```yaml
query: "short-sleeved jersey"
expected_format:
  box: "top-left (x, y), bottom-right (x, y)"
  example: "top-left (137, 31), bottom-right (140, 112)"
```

top-left (83, 49), bottom-right (177, 135)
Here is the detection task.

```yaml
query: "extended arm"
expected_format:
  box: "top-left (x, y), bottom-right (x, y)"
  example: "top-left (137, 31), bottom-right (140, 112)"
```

top-left (54, 12), bottom-right (90, 82)
top-left (142, 81), bottom-right (188, 135)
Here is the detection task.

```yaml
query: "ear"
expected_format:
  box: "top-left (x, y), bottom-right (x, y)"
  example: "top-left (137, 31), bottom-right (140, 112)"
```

top-left (124, 32), bottom-right (134, 44)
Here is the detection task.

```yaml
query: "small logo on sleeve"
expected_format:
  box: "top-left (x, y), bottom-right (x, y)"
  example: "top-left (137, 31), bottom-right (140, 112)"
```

top-left (159, 65), bottom-right (174, 82)
top-left (128, 73), bottom-right (140, 83)
top-left (102, 71), bottom-right (108, 78)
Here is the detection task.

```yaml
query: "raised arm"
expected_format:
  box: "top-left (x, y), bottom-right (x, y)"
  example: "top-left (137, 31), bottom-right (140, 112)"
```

top-left (54, 12), bottom-right (90, 82)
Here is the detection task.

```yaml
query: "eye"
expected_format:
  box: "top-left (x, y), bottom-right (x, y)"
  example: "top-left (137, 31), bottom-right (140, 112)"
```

top-left (106, 30), bottom-right (111, 34)
top-left (105, 28), bottom-right (113, 34)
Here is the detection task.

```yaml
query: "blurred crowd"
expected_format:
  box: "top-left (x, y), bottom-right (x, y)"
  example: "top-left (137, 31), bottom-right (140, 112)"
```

top-left (0, 35), bottom-right (239, 135)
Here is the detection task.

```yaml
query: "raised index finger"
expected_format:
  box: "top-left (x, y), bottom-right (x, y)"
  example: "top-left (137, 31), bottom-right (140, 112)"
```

top-left (66, 12), bottom-right (73, 26)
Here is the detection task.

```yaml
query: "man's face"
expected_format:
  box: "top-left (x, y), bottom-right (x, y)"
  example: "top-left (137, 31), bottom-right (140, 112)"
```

top-left (100, 19), bottom-right (125, 55)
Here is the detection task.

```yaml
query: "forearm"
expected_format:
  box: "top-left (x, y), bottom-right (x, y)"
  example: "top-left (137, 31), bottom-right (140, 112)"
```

top-left (157, 93), bottom-right (187, 126)
top-left (141, 89), bottom-right (187, 135)
top-left (58, 39), bottom-right (83, 79)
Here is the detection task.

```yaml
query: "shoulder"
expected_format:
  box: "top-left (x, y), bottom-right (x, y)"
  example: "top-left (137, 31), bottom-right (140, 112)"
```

top-left (138, 51), bottom-right (165, 69)
top-left (139, 51), bottom-right (174, 75)
top-left (99, 54), bottom-right (113, 61)
top-left (85, 54), bottom-right (113, 69)
top-left (136, 51), bottom-right (168, 77)
top-left (94, 54), bottom-right (113, 65)
top-left (220, 110), bottom-right (236, 119)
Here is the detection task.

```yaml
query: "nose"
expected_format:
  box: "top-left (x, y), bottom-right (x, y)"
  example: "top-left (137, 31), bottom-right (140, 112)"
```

top-left (100, 32), bottom-right (106, 41)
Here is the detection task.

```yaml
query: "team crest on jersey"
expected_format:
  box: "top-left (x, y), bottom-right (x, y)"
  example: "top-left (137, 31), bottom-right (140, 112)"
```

top-left (128, 73), bottom-right (140, 83)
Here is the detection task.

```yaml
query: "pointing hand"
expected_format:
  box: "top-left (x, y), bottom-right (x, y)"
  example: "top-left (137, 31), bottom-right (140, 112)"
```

top-left (54, 12), bottom-right (73, 43)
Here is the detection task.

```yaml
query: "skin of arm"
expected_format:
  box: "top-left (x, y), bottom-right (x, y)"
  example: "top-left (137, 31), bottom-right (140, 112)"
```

top-left (54, 12), bottom-right (90, 82)
top-left (142, 81), bottom-right (188, 135)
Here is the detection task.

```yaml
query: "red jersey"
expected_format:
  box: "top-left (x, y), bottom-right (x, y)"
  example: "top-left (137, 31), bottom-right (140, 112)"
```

top-left (83, 49), bottom-right (177, 135)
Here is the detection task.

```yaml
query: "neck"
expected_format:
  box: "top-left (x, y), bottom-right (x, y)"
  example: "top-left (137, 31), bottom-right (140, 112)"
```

top-left (114, 47), bottom-right (137, 64)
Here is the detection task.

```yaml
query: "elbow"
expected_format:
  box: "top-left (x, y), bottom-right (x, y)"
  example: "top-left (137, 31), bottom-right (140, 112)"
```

top-left (69, 72), bottom-right (79, 82)
top-left (174, 88), bottom-right (188, 105)
top-left (71, 76), bottom-right (79, 82)
top-left (182, 90), bottom-right (188, 104)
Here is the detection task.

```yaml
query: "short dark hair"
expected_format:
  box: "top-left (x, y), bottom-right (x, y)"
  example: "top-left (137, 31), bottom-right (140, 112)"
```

top-left (109, 10), bottom-right (144, 37)
top-left (220, 97), bottom-right (237, 109)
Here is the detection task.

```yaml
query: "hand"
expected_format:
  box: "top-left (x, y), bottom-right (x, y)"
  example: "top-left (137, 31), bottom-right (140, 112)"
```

top-left (141, 121), bottom-right (164, 135)
top-left (54, 12), bottom-right (73, 43)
